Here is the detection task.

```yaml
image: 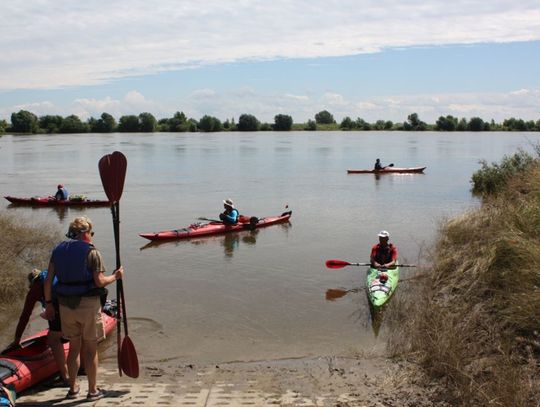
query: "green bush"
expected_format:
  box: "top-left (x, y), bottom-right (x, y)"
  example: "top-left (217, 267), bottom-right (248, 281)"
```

top-left (471, 148), bottom-right (538, 197)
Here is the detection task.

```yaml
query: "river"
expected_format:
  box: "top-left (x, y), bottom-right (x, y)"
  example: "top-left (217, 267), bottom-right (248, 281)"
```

top-left (1, 131), bottom-right (538, 365)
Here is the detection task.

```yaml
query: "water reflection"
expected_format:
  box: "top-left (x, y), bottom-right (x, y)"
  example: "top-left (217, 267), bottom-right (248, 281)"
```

top-left (323, 285), bottom-right (385, 337)
top-left (7, 203), bottom-right (96, 222)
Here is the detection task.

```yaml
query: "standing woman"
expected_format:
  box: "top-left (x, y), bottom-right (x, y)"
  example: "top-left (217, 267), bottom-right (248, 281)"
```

top-left (44, 216), bottom-right (124, 402)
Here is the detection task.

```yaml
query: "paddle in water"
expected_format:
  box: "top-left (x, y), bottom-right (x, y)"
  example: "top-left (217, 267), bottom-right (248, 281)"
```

top-left (99, 151), bottom-right (139, 378)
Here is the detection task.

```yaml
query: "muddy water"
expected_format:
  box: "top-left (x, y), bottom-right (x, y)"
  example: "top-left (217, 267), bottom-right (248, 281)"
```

top-left (1, 131), bottom-right (538, 364)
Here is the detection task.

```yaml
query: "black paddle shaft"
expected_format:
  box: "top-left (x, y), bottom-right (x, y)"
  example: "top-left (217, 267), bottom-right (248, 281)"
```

top-left (112, 202), bottom-right (129, 336)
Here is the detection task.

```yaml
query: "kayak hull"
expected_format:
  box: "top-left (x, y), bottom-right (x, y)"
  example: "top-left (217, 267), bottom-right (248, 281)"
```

top-left (347, 166), bottom-right (426, 174)
top-left (140, 211), bottom-right (292, 241)
top-left (366, 266), bottom-right (400, 309)
top-left (0, 301), bottom-right (117, 393)
top-left (5, 196), bottom-right (110, 207)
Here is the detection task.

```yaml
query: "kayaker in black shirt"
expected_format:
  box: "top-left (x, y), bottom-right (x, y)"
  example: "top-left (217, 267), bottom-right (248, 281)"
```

top-left (374, 159), bottom-right (383, 170)
top-left (370, 230), bottom-right (398, 269)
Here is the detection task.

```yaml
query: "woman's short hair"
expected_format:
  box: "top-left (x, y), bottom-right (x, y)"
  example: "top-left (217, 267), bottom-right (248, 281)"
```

top-left (67, 216), bottom-right (93, 238)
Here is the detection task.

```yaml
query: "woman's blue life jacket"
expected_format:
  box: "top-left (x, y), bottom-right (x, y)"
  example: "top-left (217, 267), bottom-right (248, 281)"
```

top-left (52, 240), bottom-right (96, 297)
top-left (37, 269), bottom-right (58, 307)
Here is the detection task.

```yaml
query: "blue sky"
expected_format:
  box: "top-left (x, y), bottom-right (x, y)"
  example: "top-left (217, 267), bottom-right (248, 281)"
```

top-left (1, 0), bottom-right (540, 123)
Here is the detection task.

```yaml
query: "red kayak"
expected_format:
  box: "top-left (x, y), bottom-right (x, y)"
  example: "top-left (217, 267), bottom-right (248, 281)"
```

top-left (347, 166), bottom-right (426, 174)
top-left (4, 196), bottom-right (110, 207)
top-left (140, 211), bottom-right (292, 241)
top-left (0, 301), bottom-right (117, 393)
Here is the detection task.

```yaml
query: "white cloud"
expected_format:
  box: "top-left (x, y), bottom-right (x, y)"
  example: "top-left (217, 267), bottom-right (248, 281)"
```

top-left (1, 0), bottom-right (540, 90)
top-left (71, 91), bottom-right (163, 119)
top-left (2, 88), bottom-right (539, 123)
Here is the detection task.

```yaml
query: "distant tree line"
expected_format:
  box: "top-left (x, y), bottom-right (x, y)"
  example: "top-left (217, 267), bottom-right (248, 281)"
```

top-left (1, 109), bottom-right (540, 135)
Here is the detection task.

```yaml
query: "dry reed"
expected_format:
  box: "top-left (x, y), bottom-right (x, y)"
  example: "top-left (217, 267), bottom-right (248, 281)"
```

top-left (388, 164), bottom-right (540, 406)
top-left (0, 211), bottom-right (59, 312)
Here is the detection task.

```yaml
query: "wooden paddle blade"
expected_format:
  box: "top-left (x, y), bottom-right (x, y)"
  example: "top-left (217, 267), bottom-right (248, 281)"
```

top-left (325, 259), bottom-right (350, 269)
top-left (325, 288), bottom-right (348, 301)
top-left (98, 151), bottom-right (127, 203)
top-left (120, 336), bottom-right (139, 378)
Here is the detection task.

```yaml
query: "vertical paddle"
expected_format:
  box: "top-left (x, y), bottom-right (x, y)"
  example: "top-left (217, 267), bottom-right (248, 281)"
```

top-left (99, 151), bottom-right (139, 378)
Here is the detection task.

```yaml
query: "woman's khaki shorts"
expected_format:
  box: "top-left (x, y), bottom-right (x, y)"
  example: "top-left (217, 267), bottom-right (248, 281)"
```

top-left (59, 296), bottom-right (104, 342)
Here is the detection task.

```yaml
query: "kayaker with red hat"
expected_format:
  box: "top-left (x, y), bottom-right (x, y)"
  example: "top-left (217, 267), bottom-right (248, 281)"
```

top-left (54, 184), bottom-right (69, 201)
top-left (370, 230), bottom-right (398, 269)
top-left (219, 199), bottom-right (239, 225)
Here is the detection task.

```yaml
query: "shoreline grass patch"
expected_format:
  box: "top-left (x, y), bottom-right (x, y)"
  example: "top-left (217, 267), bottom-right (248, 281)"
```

top-left (0, 211), bottom-right (59, 313)
top-left (390, 161), bottom-right (540, 406)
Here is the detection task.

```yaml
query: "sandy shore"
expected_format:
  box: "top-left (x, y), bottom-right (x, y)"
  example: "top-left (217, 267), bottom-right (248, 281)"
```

top-left (17, 355), bottom-right (449, 406)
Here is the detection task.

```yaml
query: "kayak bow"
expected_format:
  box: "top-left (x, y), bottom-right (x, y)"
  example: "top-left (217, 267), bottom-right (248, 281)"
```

top-left (366, 266), bottom-right (400, 309)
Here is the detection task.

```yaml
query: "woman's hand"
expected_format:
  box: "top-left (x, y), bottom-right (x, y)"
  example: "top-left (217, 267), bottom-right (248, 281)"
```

top-left (114, 266), bottom-right (124, 280)
top-left (44, 303), bottom-right (56, 320)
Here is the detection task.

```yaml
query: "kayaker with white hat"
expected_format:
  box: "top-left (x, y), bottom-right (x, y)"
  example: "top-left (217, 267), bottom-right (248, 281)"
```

top-left (370, 230), bottom-right (398, 269)
top-left (219, 198), bottom-right (239, 225)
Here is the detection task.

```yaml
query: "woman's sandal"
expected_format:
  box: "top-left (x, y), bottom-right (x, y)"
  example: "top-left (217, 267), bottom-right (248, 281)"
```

top-left (65, 385), bottom-right (80, 399)
top-left (86, 388), bottom-right (105, 402)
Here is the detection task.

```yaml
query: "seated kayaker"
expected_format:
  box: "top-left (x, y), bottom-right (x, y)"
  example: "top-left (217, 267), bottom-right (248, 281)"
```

top-left (54, 184), bottom-right (69, 201)
top-left (374, 159), bottom-right (383, 170)
top-left (9, 268), bottom-right (68, 384)
top-left (219, 199), bottom-right (239, 225)
top-left (370, 230), bottom-right (398, 269)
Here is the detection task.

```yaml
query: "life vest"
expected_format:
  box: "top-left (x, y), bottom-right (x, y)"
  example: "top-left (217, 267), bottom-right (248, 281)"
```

top-left (37, 269), bottom-right (58, 307)
top-left (52, 240), bottom-right (95, 297)
top-left (0, 385), bottom-right (15, 407)
top-left (54, 187), bottom-right (69, 200)
top-left (222, 208), bottom-right (239, 225)
top-left (373, 243), bottom-right (395, 264)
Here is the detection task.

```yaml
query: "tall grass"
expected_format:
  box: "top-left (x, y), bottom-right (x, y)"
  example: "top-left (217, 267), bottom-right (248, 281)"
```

top-left (389, 162), bottom-right (540, 406)
top-left (0, 212), bottom-right (59, 314)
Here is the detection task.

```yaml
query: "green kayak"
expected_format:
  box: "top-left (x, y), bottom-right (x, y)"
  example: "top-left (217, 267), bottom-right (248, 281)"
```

top-left (366, 265), bottom-right (400, 309)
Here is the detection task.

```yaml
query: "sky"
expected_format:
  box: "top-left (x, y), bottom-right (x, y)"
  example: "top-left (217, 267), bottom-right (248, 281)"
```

top-left (1, 0), bottom-right (540, 124)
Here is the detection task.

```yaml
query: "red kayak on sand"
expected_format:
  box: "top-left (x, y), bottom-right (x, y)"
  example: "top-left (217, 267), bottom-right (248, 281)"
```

top-left (347, 166), bottom-right (426, 174)
top-left (139, 211), bottom-right (292, 241)
top-left (0, 301), bottom-right (117, 393)
top-left (4, 196), bottom-right (110, 207)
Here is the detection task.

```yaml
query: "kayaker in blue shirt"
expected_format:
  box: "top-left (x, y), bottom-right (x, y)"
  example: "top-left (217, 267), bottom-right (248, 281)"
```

top-left (55, 184), bottom-right (69, 201)
top-left (219, 199), bottom-right (239, 225)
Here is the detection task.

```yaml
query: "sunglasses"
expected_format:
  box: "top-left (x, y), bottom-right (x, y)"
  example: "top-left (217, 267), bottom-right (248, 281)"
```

top-left (65, 230), bottom-right (94, 238)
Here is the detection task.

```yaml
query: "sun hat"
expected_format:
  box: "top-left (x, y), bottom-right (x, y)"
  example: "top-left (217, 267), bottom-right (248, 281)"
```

top-left (223, 199), bottom-right (234, 208)
top-left (378, 230), bottom-right (390, 238)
